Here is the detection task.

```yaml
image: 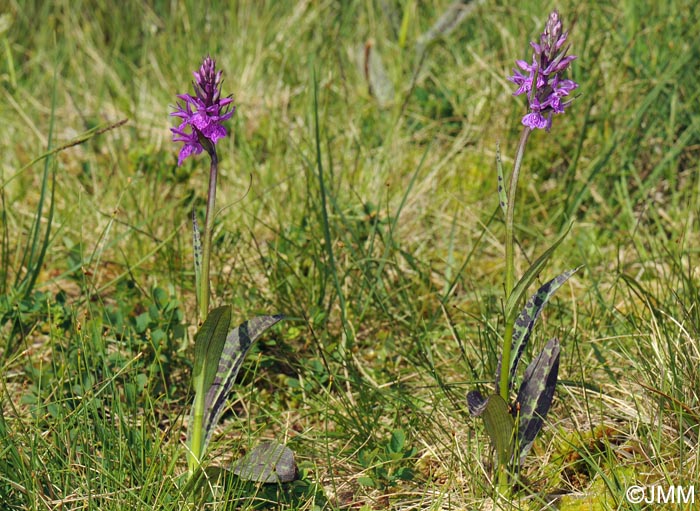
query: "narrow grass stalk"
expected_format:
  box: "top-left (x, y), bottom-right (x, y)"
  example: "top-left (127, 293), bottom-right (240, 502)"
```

top-left (312, 72), bottom-right (353, 356)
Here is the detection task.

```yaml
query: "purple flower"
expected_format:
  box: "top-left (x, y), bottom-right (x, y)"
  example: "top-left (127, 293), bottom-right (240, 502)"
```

top-left (508, 10), bottom-right (578, 131)
top-left (171, 56), bottom-right (235, 165)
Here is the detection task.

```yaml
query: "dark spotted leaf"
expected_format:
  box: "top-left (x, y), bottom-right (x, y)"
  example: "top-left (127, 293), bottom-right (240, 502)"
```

top-left (504, 223), bottom-right (574, 324)
top-left (232, 441), bottom-right (297, 483)
top-left (496, 143), bottom-right (507, 216)
top-left (467, 389), bottom-right (488, 416)
top-left (497, 267), bottom-right (579, 390)
top-left (200, 315), bottom-right (284, 451)
top-left (189, 312), bottom-right (284, 458)
top-left (514, 338), bottom-right (560, 462)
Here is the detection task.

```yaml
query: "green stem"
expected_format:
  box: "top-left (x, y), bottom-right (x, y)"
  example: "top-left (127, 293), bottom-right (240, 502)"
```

top-left (198, 148), bottom-right (218, 324)
top-left (189, 146), bottom-right (218, 479)
top-left (187, 369), bottom-right (208, 477)
top-left (496, 464), bottom-right (510, 503)
top-left (499, 126), bottom-right (531, 401)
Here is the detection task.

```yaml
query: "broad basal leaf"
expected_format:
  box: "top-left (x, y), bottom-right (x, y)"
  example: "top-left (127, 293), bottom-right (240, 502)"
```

top-left (192, 306), bottom-right (232, 393)
top-left (496, 267), bottom-right (579, 390)
top-left (467, 392), bottom-right (514, 468)
top-left (513, 338), bottom-right (560, 462)
top-left (232, 440), bottom-right (297, 483)
top-left (200, 314), bottom-right (284, 452)
top-left (483, 395), bottom-right (515, 468)
top-left (189, 306), bottom-right (233, 466)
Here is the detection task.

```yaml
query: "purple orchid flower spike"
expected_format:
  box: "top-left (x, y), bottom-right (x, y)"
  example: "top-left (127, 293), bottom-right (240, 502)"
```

top-left (171, 56), bottom-right (235, 165)
top-left (508, 10), bottom-right (578, 131)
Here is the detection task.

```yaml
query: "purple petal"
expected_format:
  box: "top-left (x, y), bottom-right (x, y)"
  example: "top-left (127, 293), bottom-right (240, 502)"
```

top-left (544, 54), bottom-right (576, 75)
top-left (522, 112), bottom-right (548, 130)
top-left (177, 142), bottom-right (203, 166)
top-left (202, 123), bottom-right (227, 143)
top-left (515, 59), bottom-right (534, 71)
top-left (553, 78), bottom-right (578, 94)
top-left (554, 31), bottom-right (569, 52)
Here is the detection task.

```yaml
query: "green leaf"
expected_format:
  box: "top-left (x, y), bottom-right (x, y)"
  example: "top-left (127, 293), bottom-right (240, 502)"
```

top-left (135, 312), bottom-right (150, 334)
top-left (468, 393), bottom-right (514, 468)
top-left (395, 466), bottom-right (414, 481)
top-left (358, 476), bottom-right (376, 487)
top-left (147, 304), bottom-right (159, 321)
top-left (232, 440), bottom-right (297, 483)
top-left (497, 267), bottom-right (579, 389)
top-left (151, 328), bottom-right (165, 344)
top-left (504, 221), bottom-right (574, 323)
top-left (514, 338), bottom-right (560, 462)
top-left (200, 314), bottom-right (284, 451)
top-left (482, 394), bottom-right (515, 468)
top-left (389, 429), bottom-right (405, 454)
top-left (192, 306), bottom-right (232, 392)
top-left (153, 286), bottom-right (168, 307)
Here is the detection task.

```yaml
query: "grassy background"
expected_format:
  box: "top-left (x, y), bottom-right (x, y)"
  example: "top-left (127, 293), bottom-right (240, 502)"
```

top-left (1, 0), bottom-right (699, 509)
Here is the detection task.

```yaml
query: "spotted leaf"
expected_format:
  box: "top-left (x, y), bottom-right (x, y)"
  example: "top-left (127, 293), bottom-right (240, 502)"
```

top-left (513, 338), bottom-right (560, 462)
top-left (497, 267), bottom-right (578, 390)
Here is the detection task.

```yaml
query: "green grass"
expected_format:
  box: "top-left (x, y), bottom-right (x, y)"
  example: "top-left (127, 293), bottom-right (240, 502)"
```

top-left (2, 0), bottom-right (700, 509)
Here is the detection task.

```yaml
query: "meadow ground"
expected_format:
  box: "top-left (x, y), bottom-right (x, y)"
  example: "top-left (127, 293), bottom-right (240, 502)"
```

top-left (1, 1), bottom-right (699, 509)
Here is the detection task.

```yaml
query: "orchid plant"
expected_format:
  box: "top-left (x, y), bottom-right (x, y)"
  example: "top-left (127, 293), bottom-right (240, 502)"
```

top-left (466, 10), bottom-right (580, 491)
top-left (170, 57), bottom-right (290, 486)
